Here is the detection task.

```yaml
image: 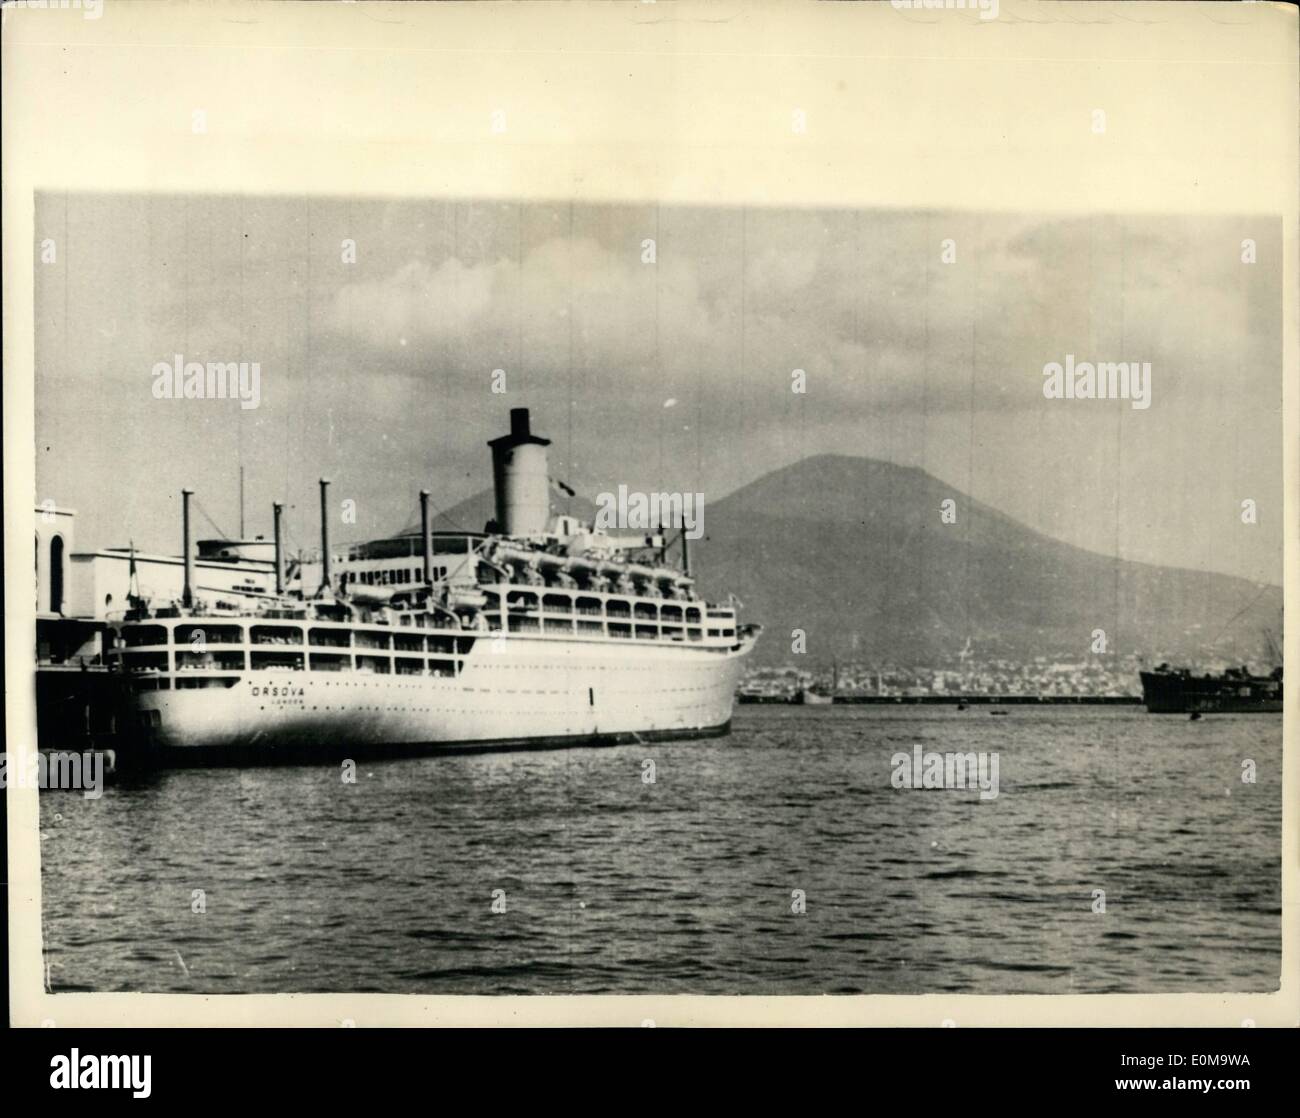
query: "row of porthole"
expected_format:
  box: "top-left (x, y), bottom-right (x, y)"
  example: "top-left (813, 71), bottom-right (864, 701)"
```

top-left (251, 670), bottom-right (727, 690)
top-left (315, 680), bottom-right (457, 687)
top-left (258, 706), bottom-right (611, 716)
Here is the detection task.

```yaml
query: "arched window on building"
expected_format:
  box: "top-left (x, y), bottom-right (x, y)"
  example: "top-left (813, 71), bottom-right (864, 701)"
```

top-left (49, 535), bottom-right (64, 615)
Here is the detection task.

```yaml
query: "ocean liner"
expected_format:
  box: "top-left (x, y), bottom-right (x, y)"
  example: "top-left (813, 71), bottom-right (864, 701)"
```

top-left (109, 409), bottom-right (760, 763)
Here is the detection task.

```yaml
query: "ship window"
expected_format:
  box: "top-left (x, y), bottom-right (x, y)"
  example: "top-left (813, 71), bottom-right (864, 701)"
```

top-left (309, 627), bottom-right (351, 647)
top-left (122, 625), bottom-right (169, 648)
top-left (177, 649), bottom-right (245, 671)
top-left (309, 653), bottom-right (350, 672)
top-left (252, 625), bottom-right (303, 645)
top-left (124, 651), bottom-right (168, 673)
top-left (395, 657), bottom-right (424, 675)
top-left (250, 650), bottom-right (304, 670)
top-left (177, 623), bottom-right (243, 645)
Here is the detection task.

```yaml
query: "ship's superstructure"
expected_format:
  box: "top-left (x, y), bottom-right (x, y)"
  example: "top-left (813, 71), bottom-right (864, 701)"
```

top-left (1139, 663), bottom-right (1282, 714)
top-left (109, 409), bottom-right (759, 762)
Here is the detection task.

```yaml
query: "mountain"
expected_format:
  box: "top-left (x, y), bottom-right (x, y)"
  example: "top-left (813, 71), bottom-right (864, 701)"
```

top-left (420, 455), bottom-right (1282, 666)
top-left (691, 455), bottom-right (1282, 665)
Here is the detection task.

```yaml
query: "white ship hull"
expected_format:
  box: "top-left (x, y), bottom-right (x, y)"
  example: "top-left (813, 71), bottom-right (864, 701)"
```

top-left (134, 633), bottom-right (754, 762)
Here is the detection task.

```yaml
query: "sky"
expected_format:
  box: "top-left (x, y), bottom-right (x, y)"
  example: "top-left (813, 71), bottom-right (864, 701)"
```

top-left (34, 194), bottom-right (1282, 586)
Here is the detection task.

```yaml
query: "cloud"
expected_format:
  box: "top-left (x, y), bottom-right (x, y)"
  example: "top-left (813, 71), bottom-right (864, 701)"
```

top-left (325, 257), bottom-right (504, 348)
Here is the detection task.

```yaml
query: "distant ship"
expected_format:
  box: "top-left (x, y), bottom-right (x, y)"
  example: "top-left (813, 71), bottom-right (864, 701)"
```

top-left (1139, 663), bottom-right (1282, 714)
top-left (796, 661), bottom-right (837, 705)
top-left (109, 409), bottom-right (760, 763)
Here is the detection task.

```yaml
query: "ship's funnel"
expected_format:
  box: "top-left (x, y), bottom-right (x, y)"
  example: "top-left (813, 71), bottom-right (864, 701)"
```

top-left (181, 488), bottom-right (195, 608)
top-left (318, 478), bottom-right (332, 596)
top-left (487, 407), bottom-right (552, 537)
top-left (272, 501), bottom-right (286, 594)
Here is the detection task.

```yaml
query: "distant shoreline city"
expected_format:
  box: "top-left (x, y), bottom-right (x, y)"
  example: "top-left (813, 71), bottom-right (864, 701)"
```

top-left (742, 654), bottom-right (1157, 703)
